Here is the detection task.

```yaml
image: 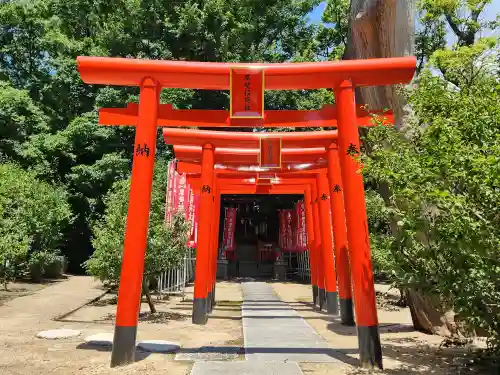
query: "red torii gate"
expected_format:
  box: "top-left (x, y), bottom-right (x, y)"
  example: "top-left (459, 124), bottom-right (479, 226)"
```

top-left (189, 178), bottom-right (318, 316)
top-left (175, 144), bottom-right (353, 324)
top-left (76, 55), bottom-right (416, 369)
top-left (162, 129), bottom-right (343, 320)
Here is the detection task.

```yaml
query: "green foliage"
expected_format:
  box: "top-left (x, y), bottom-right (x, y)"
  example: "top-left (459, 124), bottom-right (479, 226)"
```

top-left (365, 190), bottom-right (396, 279)
top-left (315, 0), bottom-right (349, 60)
top-left (0, 163), bottom-right (72, 287)
top-left (0, 82), bottom-right (49, 162)
top-left (415, 0), bottom-right (497, 71)
top-left (363, 40), bottom-right (500, 348)
top-left (28, 250), bottom-right (59, 281)
top-left (85, 157), bottom-right (190, 287)
top-left (0, 0), bottom-right (344, 270)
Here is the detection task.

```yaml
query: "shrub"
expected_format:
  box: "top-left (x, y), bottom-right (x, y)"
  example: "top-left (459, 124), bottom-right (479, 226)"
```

top-left (85, 158), bottom-right (190, 312)
top-left (363, 40), bottom-right (500, 350)
top-left (0, 163), bottom-right (72, 287)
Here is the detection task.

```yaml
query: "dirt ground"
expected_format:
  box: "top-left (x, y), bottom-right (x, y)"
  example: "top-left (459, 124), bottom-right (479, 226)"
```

top-left (0, 281), bottom-right (243, 375)
top-left (0, 278), bottom-right (495, 375)
top-left (271, 281), bottom-right (492, 375)
top-left (0, 280), bottom-right (52, 306)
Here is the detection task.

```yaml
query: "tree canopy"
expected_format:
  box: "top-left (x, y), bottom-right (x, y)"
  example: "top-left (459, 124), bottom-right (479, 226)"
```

top-left (0, 0), bottom-right (335, 271)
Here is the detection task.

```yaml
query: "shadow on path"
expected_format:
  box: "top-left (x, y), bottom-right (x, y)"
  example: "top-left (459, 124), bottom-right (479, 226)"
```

top-left (76, 342), bottom-right (152, 363)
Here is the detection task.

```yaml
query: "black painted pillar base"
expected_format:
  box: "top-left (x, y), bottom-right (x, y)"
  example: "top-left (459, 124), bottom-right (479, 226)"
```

top-left (110, 325), bottom-right (137, 367)
top-left (318, 288), bottom-right (326, 311)
top-left (211, 286), bottom-right (216, 308)
top-left (325, 291), bottom-right (339, 315)
top-left (207, 291), bottom-right (213, 312)
top-left (339, 298), bottom-right (355, 326)
top-left (358, 325), bottom-right (383, 369)
top-left (312, 285), bottom-right (318, 307)
top-left (192, 298), bottom-right (208, 325)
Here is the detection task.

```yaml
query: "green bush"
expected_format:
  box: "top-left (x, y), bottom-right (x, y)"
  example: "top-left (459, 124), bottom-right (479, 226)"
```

top-left (43, 256), bottom-right (65, 279)
top-left (0, 163), bottom-right (72, 287)
top-left (85, 158), bottom-right (190, 295)
top-left (363, 40), bottom-right (500, 349)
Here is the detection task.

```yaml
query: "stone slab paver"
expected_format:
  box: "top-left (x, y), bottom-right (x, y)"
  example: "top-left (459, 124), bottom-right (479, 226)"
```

top-left (242, 282), bottom-right (338, 363)
top-left (0, 276), bottom-right (104, 331)
top-left (176, 346), bottom-right (241, 361)
top-left (84, 332), bottom-right (113, 346)
top-left (137, 340), bottom-right (180, 353)
top-left (190, 281), bottom-right (341, 375)
top-left (190, 361), bottom-right (303, 375)
top-left (36, 328), bottom-right (81, 339)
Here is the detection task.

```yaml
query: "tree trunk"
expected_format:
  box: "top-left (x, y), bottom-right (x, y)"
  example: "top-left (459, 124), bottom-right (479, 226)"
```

top-left (344, 0), bottom-right (416, 128)
top-left (343, 1), bottom-right (458, 338)
top-left (143, 278), bottom-right (157, 314)
top-left (404, 289), bottom-right (458, 336)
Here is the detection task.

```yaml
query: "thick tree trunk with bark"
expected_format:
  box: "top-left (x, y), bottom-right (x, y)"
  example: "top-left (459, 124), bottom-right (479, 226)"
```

top-left (344, 0), bottom-right (415, 127)
top-left (344, 0), bottom-right (458, 337)
top-left (405, 289), bottom-right (458, 336)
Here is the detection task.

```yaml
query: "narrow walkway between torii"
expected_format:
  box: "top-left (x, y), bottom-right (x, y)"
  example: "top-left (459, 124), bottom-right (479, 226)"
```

top-left (191, 281), bottom-right (341, 375)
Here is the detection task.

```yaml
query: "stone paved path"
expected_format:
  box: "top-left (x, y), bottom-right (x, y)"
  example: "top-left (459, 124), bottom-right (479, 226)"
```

top-left (241, 282), bottom-right (338, 363)
top-left (0, 276), bottom-right (104, 332)
top-left (191, 281), bottom-right (339, 375)
top-left (191, 361), bottom-right (303, 375)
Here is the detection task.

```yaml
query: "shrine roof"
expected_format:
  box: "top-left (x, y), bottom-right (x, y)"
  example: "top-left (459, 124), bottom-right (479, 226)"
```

top-left (77, 56), bottom-right (416, 90)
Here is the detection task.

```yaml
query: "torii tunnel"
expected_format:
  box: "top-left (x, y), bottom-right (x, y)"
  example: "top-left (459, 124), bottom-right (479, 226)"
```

top-left (76, 55), bottom-right (416, 369)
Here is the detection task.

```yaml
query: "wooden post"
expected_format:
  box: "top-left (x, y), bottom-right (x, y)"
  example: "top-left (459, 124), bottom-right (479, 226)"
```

top-left (192, 144), bottom-right (215, 325)
top-left (316, 173), bottom-right (339, 315)
top-left (336, 80), bottom-right (382, 369)
top-left (111, 78), bottom-right (159, 367)
top-left (327, 145), bottom-right (355, 325)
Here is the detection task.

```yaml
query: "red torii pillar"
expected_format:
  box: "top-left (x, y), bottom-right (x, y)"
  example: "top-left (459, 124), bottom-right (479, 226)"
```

top-left (311, 184), bottom-right (325, 310)
top-left (336, 81), bottom-right (381, 369)
top-left (208, 183), bottom-right (221, 312)
top-left (327, 146), bottom-right (354, 325)
top-left (192, 144), bottom-right (215, 324)
top-left (304, 185), bottom-right (319, 306)
top-left (189, 179), bottom-right (219, 317)
top-left (316, 173), bottom-right (338, 314)
top-left (108, 79), bottom-right (160, 366)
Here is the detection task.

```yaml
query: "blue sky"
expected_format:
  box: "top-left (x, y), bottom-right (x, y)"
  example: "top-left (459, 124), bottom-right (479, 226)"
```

top-left (308, 1), bottom-right (500, 43)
